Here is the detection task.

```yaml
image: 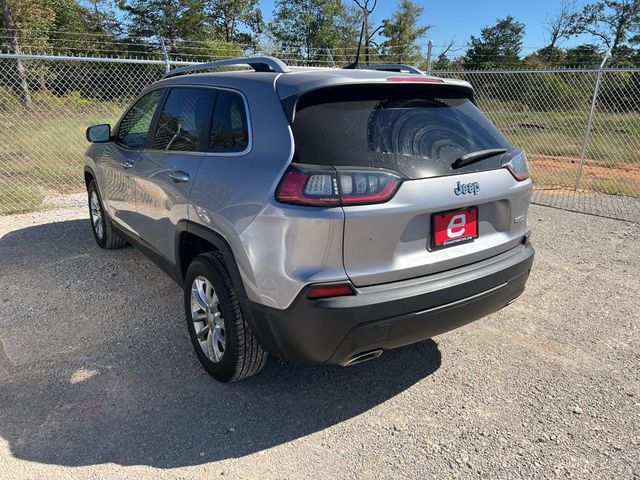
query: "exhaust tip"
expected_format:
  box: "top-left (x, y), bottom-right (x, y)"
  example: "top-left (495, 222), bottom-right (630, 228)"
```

top-left (343, 349), bottom-right (383, 367)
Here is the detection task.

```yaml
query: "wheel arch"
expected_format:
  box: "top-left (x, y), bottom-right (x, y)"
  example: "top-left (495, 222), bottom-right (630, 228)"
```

top-left (84, 166), bottom-right (96, 189)
top-left (175, 221), bottom-right (248, 299)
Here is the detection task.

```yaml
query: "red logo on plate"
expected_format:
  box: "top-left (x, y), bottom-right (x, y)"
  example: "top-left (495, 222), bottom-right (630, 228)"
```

top-left (433, 207), bottom-right (478, 248)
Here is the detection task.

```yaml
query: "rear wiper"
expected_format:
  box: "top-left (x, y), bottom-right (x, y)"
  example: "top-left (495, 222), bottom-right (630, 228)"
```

top-left (451, 149), bottom-right (508, 169)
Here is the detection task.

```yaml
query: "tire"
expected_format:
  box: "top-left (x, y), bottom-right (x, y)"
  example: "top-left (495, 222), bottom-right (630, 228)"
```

top-left (184, 252), bottom-right (268, 382)
top-left (87, 180), bottom-right (127, 250)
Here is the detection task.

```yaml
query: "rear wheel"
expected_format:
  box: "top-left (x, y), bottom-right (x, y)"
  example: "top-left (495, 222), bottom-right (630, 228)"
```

top-left (87, 180), bottom-right (127, 249)
top-left (184, 252), bottom-right (267, 382)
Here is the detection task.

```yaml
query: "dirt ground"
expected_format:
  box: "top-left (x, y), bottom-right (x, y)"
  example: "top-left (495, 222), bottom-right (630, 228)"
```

top-left (0, 203), bottom-right (638, 479)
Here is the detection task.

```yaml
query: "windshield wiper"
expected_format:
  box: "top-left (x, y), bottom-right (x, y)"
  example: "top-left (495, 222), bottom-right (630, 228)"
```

top-left (451, 149), bottom-right (508, 169)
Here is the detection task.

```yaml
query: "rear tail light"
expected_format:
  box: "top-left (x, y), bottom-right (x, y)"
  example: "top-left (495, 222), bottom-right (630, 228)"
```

top-left (503, 150), bottom-right (530, 181)
top-left (307, 283), bottom-right (355, 299)
top-left (275, 164), bottom-right (402, 206)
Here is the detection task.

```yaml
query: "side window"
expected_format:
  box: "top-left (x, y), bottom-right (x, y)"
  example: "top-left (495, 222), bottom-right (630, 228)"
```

top-left (116, 90), bottom-right (164, 149)
top-left (152, 88), bottom-right (216, 152)
top-left (210, 90), bottom-right (249, 153)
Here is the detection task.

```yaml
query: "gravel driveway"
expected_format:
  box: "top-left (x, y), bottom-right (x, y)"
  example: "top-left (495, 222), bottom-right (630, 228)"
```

top-left (0, 202), bottom-right (638, 479)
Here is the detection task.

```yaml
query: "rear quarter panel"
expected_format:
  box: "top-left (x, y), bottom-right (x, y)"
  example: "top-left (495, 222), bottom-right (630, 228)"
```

top-left (188, 75), bottom-right (295, 303)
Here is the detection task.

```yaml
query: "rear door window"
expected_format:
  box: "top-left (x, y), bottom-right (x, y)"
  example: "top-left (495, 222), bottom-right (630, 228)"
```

top-left (291, 85), bottom-right (513, 179)
top-left (152, 87), bottom-right (216, 152)
top-left (209, 90), bottom-right (250, 153)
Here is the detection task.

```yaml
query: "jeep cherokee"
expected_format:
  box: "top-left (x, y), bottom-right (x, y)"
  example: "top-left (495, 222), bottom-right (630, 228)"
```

top-left (84, 57), bottom-right (534, 382)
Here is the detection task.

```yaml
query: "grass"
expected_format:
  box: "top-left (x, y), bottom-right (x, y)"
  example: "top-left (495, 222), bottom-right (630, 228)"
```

top-left (0, 106), bottom-right (120, 196)
top-left (0, 183), bottom-right (44, 215)
top-left (479, 98), bottom-right (640, 166)
top-left (0, 96), bottom-right (639, 216)
top-left (531, 167), bottom-right (640, 197)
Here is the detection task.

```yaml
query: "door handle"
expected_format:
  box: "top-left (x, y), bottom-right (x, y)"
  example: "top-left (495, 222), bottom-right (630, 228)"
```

top-left (168, 170), bottom-right (190, 183)
top-left (121, 160), bottom-right (134, 169)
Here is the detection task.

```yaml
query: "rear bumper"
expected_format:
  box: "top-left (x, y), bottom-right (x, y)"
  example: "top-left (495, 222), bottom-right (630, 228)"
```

top-left (246, 243), bottom-right (534, 365)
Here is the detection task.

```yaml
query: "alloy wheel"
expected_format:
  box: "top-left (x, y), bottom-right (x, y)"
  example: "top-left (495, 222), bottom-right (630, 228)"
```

top-left (190, 276), bottom-right (226, 362)
top-left (90, 191), bottom-right (104, 240)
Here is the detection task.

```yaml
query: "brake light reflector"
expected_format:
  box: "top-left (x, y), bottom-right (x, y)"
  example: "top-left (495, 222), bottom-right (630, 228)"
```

top-left (275, 164), bottom-right (402, 207)
top-left (307, 283), bottom-right (355, 299)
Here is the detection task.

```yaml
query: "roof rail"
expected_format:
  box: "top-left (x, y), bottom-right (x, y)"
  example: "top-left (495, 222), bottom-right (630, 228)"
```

top-left (164, 56), bottom-right (290, 78)
top-left (360, 64), bottom-right (424, 75)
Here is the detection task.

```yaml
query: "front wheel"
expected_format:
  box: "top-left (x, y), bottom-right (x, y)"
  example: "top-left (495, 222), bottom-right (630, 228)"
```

top-left (184, 252), bottom-right (268, 382)
top-left (87, 180), bottom-right (127, 250)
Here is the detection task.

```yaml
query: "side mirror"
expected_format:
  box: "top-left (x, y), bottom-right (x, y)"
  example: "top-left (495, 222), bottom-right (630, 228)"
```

top-left (86, 124), bottom-right (111, 143)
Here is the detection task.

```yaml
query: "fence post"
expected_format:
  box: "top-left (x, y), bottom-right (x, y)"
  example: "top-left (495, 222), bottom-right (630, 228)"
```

top-left (326, 48), bottom-right (336, 68)
top-left (426, 40), bottom-right (433, 74)
top-left (159, 37), bottom-right (170, 74)
top-left (574, 50), bottom-right (610, 191)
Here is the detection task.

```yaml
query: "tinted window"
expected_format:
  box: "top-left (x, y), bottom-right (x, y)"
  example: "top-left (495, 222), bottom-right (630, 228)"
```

top-left (116, 90), bottom-right (164, 149)
top-left (210, 90), bottom-right (249, 153)
top-left (152, 88), bottom-right (216, 151)
top-left (292, 85), bottom-right (513, 179)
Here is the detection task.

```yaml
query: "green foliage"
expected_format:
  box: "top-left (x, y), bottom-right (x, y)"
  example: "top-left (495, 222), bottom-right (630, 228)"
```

top-left (599, 70), bottom-right (640, 112)
top-left (464, 16), bottom-right (525, 69)
top-left (565, 44), bottom-right (603, 67)
top-left (568, 0), bottom-right (640, 50)
top-left (524, 46), bottom-right (566, 67)
top-left (380, 0), bottom-right (429, 65)
top-left (466, 71), bottom-right (594, 113)
top-left (0, 86), bottom-right (21, 112)
top-left (432, 53), bottom-right (451, 70)
top-left (207, 0), bottom-right (264, 43)
top-left (333, 2), bottom-right (362, 64)
top-left (31, 90), bottom-right (90, 111)
top-left (267, 0), bottom-right (345, 62)
top-left (117, 0), bottom-right (209, 42)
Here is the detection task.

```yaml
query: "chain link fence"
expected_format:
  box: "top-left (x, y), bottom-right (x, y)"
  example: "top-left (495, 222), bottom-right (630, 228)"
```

top-left (436, 68), bottom-right (640, 223)
top-left (0, 51), bottom-right (639, 222)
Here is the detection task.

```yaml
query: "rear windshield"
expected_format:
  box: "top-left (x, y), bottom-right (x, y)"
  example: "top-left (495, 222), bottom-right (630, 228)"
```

top-left (291, 85), bottom-right (512, 179)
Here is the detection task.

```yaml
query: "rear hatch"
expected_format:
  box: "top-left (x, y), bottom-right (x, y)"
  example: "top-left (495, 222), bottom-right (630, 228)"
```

top-left (289, 82), bottom-right (532, 287)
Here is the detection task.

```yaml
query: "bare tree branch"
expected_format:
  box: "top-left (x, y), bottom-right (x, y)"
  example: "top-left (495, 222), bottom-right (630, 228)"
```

top-left (544, 0), bottom-right (578, 49)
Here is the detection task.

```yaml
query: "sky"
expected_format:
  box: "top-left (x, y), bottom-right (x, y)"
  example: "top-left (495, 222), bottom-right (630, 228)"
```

top-left (259, 0), bottom-right (597, 56)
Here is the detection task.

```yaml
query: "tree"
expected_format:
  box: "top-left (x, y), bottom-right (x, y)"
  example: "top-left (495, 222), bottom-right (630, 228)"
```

top-left (82, 0), bottom-right (122, 35)
top-left (334, 3), bottom-right (362, 64)
top-left (380, 0), bottom-right (429, 65)
top-left (564, 43), bottom-right (603, 67)
top-left (205, 0), bottom-right (263, 44)
top-left (526, 46), bottom-right (566, 66)
top-left (267, 0), bottom-right (344, 62)
top-left (352, 0), bottom-right (383, 64)
top-left (118, 0), bottom-right (209, 44)
top-left (543, 0), bottom-right (578, 60)
top-left (464, 16), bottom-right (525, 69)
top-left (569, 0), bottom-right (640, 52)
top-left (432, 40), bottom-right (455, 70)
top-left (0, 0), bottom-right (32, 106)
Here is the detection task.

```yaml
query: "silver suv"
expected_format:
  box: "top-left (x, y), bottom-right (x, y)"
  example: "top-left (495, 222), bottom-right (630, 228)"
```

top-left (84, 57), bottom-right (534, 382)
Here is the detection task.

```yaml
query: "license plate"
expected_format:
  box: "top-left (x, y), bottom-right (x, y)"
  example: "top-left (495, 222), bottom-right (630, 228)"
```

top-left (432, 207), bottom-right (478, 249)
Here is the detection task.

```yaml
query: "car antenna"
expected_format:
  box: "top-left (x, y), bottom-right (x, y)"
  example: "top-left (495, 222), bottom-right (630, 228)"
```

top-left (343, 20), bottom-right (365, 69)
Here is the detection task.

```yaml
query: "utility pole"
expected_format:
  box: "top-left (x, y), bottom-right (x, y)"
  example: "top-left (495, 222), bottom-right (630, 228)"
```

top-left (159, 37), bottom-right (170, 74)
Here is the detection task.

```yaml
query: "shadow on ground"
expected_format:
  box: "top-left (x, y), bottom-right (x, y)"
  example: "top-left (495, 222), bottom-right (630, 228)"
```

top-left (0, 219), bottom-right (441, 468)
